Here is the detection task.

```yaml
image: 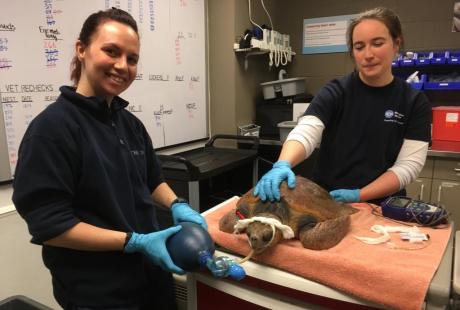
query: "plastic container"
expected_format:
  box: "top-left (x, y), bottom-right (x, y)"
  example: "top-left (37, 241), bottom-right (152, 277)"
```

top-left (447, 51), bottom-right (460, 64)
top-left (406, 73), bottom-right (426, 90)
top-left (400, 53), bottom-right (416, 66)
top-left (415, 52), bottom-right (431, 66)
top-left (424, 74), bottom-right (460, 90)
top-left (260, 78), bottom-right (306, 100)
top-left (432, 106), bottom-right (460, 152)
top-left (277, 121), bottom-right (297, 142)
top-left (430, 51), bottom-right (448, 65)
top-left (238, 124), bottom-right (260, 137)
top-left (392, 55), bottom-right (401, 67)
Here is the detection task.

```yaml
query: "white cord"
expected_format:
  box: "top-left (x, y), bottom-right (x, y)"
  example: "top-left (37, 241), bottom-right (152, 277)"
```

top-left (269, 49), bottom-right (273, 68)
top-left (260, 0), bottom-right (273, 30)
top-left (354, 225), bottom-right (420, 245)
top-left (281, 48), bottom-right (288, 66)
top-left (234, 216), bottom-right (295, 239)
top-left (274, 45), bottom-right (280, 67)
top-left (248, 0), bottom-right (263, 32)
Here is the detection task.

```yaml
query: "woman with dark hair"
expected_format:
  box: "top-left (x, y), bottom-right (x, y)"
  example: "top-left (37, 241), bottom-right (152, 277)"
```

top-left (254, 7), bottom-right (431, 205)
top-left (13, 8), bottom-right (206, 309)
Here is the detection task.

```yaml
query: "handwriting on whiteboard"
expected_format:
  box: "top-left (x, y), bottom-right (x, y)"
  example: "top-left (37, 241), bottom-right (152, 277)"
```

top-left (0, 28), bottom-right (13, 70)
top-left (127, 104), bottom-right (143, 113)
top-left (0, 23), bottom-right (16, 32)
top-left (42, 0), bottom-right (64, 68)
top-left (0, 38), bottom-right (8, 52)
top-left (44, 0), bottom-right (56, 26)
top-left (186, 102), bottom-right (196, 119)
top-left (0, 0), bottom-right (207, 177)
top-left (154, 104), bottom-right (173, 127)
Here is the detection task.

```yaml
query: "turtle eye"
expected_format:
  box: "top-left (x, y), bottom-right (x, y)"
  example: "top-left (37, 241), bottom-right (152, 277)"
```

top-left (237, 203), bottom-right (250, 217)
top-left (262, 231), bottom-right (272, 243)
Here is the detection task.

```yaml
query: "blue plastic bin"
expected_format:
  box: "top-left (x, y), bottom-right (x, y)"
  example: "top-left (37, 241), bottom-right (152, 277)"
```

top-left (407, 74), bottom-right (426, 90)
top-left (415, 52), bottom-right (431, 66)
top-left (447, 51), bottom-right (460, 65)
top-left (392, 55), bottom-right (401, 67)
top-left (429, 51), bottom-right (448, 65)
top-left (400, 54), bottom-right (415, 66)
top-left (424, 74), bottom-right (460, 90)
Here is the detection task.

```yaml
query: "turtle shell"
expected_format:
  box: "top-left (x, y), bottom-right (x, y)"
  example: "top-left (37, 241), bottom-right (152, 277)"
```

top-left (219, 176), bottom-right (358, 252)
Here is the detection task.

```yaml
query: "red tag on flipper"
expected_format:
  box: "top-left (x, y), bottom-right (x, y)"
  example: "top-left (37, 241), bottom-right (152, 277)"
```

top-left (235, 210), bottom-right (245, 219)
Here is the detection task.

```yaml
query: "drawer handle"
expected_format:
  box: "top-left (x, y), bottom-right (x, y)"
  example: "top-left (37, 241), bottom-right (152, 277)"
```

top-left (454, 168), bottom-right (460, 172)
top-left (419, 183), bottom-right (424, 201)
top-left (437, 185), bottom-right (442, 204)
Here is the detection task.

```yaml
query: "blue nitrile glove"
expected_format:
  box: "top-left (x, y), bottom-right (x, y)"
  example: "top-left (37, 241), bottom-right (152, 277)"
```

top-left (124, 228), bottom-right (185, 274)
top-left (329, 189), bottom-right (361, 203)
top-left (253, 160), bottom-right (296, 202)
top-left (171, 203), bottom-right (208, 230)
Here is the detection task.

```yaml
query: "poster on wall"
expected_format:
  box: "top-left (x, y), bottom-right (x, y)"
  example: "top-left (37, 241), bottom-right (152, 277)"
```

top-left (302, 14), bottom-right (357, 54)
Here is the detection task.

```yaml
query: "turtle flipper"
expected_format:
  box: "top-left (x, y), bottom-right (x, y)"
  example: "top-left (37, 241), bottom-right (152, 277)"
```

top-left (299, 215), bottom-right (351, 250)
top-left (219, 210), bottom-right (239, 233)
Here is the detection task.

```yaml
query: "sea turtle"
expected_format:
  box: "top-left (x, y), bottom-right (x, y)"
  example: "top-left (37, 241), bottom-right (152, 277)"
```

top-left (219, 176), bottom-right (358, 253)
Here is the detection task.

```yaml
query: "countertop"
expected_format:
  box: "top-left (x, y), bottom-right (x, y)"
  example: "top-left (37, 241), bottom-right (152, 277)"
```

top-left (427, 149), bottom-right (460, 159)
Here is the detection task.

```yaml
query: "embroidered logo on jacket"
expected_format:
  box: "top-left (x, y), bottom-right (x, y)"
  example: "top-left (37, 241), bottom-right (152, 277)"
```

top-left (130, 150), bottom-right (145, 156)
top-left (384, 110), bottom-right (404, 125)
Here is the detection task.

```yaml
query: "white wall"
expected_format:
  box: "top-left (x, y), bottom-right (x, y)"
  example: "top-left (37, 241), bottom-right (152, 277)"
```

top-left (0, 184), bottom-right (59, 308)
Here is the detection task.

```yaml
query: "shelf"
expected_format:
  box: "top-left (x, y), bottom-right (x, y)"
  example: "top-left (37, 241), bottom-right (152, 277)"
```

top-left (234, 47), bottom-right (296, 69)
top-left (234, 47), bottom-right (269, 56)
top-left (393, 63), bottom-right (460, 91)
top-left (234, 47), bottom-right (296, 56)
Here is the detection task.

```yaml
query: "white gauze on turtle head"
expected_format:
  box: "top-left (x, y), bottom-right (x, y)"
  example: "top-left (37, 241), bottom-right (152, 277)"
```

top-left (233, 216), bottom-right (295, 239)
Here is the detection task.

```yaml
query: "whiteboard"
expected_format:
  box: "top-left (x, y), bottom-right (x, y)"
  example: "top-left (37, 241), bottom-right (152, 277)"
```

top-left (0, 0), bottom-right (208, 176)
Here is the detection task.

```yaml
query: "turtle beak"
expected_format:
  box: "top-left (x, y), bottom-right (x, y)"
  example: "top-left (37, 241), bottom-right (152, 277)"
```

top-left (247, 224), bottom-right (276, 253)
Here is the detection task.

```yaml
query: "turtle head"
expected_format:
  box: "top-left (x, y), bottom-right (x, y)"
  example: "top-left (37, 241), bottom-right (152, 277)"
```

top-left (246, 220), bottom-right (282, 254)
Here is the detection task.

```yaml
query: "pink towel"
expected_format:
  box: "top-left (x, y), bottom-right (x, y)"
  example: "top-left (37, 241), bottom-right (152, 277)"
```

top-left (205, 197), bottom-right (452, 310)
